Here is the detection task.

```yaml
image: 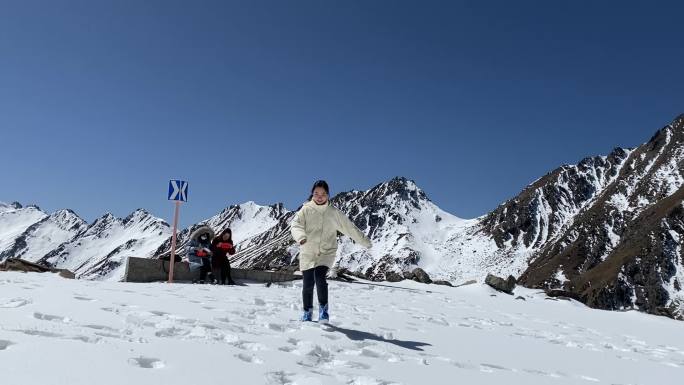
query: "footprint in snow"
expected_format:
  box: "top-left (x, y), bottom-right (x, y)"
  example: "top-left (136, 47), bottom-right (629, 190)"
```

top-left (278, 346), bottom-right (296, 353)
top-left (33, 312), bottom-right (70, 322)
top-left (232, 341), bottom-right (267, 351)
top-left (434, 357), bottom-right (476, 370)
top-left (345, 376), bottom-right (395, 385)
top-left (67, 335), bottom-right (101, 344)
top-left (344, 361), bottom-right (371, 370)
top-left (0, 298), bottom-right (32, 308)
top-left (522, 368), bottom-right (564, 378)
top-left (236, 353), bottom-right (263, 364)
top-left (155, 327), bottom-right (189, 338)
top-left (426, 317), bottom-right (450, 327)
top-left (264, 371), bottom-right (295, 385)
top-left (0, 340), bottom-right (15, 350)
top-left (297, 345), bottom-right (334, 368)
top-left (16, 329), bottom-right (64, 338)
top-left (479, 363), bottom-right (514, 372)
top-left (222, 324), bottom-right (247, 333)
top-left (254, 298), bottom-right (266, 306)
top-left (149, 310), bottom-right (169, 316)
top-left (171, 317), bottom-right (198, 326)
top-left (575, 374), bottom-right (600, 382)
top-left (266, 322), bottom-right (289, 332)
top-left (128, 356), bottom-right (165, 369)
top-left (73, 296), bottom-right (95, 302)
top-left (82, 324), bottom-right (120, 333)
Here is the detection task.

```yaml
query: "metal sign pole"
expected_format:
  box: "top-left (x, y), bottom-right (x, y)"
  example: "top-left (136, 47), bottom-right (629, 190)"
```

top-left (168, 200), bottom-right (181, 283)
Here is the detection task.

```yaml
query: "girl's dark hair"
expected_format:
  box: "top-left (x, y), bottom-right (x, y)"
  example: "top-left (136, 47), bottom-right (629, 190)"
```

top-left (308, 180), bottom-right (329, 201)
top-left (218, 228), bottom-right (232, 242)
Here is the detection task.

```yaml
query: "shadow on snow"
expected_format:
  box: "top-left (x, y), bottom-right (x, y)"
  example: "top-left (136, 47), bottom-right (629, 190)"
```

top-left (323, 325), bottom-right (432, 351)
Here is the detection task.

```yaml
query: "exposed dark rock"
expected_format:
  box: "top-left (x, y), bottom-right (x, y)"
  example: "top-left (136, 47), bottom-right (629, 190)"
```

top-left (0, 258), bottom-right (74, 279)
top-left (485, 274), bottom-right (516, 294)
top-left (58, 270), bottom-right (76, 279)
top-left (385, 271), bottom-right (404, 282)
top-left (545, 289), bottom-right (584, 302)
top-left (412, 268), bottom-right (432, 284)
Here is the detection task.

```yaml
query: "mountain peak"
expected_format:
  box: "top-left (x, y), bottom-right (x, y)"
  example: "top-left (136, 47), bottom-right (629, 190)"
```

top-left (132, 208), bottom-right (151, 216)
top-left (674, 113), bottom-right (684, 126)
top-left (123, 209), bottom-right (149, 223)
top-left (330, 177), bottom-right (431, 216)
top-left (47, 209), bottom-right (88, 232)
top-left (388, 176), bottom-right (415, 186)
top-left (122, 209), bottom-right (169, 228)
top-left (52, 208), bottom-right (79, 217)
top-left (50, 208), bottom-right (82, 220)
top-left (375, 177), bottom-right (429, 203)
top-left (95, 212), bottom-right (117, 224)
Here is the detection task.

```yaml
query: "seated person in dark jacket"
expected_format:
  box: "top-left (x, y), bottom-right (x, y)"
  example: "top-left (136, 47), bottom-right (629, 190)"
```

top-left (211, 228), bottom-right (236, 285)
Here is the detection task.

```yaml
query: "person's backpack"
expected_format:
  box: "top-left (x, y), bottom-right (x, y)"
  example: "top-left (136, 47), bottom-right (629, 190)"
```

top-left (159, 254), bottom-right (182, 275)
top-left (159, 254), bottom-right (182, 263)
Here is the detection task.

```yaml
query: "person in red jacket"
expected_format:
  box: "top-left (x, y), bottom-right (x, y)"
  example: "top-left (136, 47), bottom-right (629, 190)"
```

top-left (211, 228), bottom-right (237, 285)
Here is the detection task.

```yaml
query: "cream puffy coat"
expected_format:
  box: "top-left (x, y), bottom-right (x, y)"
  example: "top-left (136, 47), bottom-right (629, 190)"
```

top-left (290, 200), bottom-right (371, 271)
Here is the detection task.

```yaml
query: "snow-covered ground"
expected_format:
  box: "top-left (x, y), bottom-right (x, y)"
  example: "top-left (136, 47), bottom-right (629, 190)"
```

top-left (1, 272), bottom-right (682, 385)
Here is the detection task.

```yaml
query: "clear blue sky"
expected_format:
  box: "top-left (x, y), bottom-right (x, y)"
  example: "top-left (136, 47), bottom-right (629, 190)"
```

top-left (1, 1), bottom-right (682, 227)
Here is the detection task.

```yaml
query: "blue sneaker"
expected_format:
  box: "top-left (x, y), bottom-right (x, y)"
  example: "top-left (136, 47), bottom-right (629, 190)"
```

top-left (301, 309), bottom-right (313, 322)
top-left (319, 304), bottom-right (329, 324)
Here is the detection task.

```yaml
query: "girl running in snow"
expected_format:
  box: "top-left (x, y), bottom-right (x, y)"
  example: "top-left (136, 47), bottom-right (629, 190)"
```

top-left (290, 180), bottom-right (372, 323)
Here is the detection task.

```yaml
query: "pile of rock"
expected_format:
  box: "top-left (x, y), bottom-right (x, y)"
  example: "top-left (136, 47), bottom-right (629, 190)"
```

top-left (0, 258), bottom-right (75, 279)
top-left (384, 268), bottom-right (453, 286)
top-left (336, 267), bottom-right (455, 287)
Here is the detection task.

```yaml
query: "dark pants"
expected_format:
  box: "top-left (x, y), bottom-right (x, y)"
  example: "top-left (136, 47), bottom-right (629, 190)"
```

top-left (302, 266), bottom-right (329, 311)
top-left (212, 262), bottom-right (234, 285)
top-left (199, 258), bottom-right (212, 282)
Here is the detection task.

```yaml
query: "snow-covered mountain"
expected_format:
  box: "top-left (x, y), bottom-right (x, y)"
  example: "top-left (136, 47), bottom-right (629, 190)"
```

top-left (0, 205), bottom-right (88, 263)
top-left (491, 114), bottom-right (684, 319)
top-left (328, 179), bottom-right (498, 282)
top-left (0, 202), bottom-right (50, 257)
top-left (2, 114), bottom-right (684, 320)
top-left (0, 204), bottom-right (170, 281)
top-left (39, 209), bottom-right (171, 280)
